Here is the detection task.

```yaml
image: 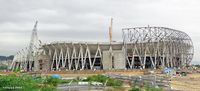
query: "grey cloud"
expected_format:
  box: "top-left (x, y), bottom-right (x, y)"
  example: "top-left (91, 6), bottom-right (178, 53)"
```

top-left (0, 0), bottom-right (200, 64)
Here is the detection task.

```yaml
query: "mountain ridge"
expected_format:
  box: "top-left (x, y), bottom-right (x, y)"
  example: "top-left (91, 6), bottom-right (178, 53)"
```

top-left (0, 55), bottom-right (14, 61)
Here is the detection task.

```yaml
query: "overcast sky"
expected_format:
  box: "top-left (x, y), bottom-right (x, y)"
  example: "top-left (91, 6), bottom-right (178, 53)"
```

top-left (0, 0), bottom-right (200, 64)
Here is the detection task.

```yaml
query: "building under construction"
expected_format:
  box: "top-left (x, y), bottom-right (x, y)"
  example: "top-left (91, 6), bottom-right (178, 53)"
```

top-left (10, 20), bottom-right (194, 72)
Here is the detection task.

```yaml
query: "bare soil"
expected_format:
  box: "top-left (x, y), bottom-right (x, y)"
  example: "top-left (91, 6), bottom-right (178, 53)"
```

top-left (170, 73), bottom-right (200, 91)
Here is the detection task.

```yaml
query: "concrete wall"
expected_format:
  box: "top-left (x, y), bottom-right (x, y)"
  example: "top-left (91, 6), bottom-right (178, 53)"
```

top-left (113, 50), bottom-right (125, 69)
top-left (102, 51), bottom-right (112, 70)
top-left (35, 55), bottom-right (50, 72)
top-left (102, 50), bottom-right (125, 70)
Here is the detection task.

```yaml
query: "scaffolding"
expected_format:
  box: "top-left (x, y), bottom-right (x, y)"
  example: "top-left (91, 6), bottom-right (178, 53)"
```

top-left (122, 27), bottom-right (194, 69)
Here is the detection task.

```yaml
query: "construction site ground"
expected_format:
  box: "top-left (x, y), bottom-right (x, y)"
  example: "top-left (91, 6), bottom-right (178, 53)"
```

top-left (40, 70), bottom-right (146, 77)
top-left (1, 69), bottom-right (200, 91)
top-left (0, 70), bottom-right (145, 78)
top-left (170, 73), bottom-right (200, 91)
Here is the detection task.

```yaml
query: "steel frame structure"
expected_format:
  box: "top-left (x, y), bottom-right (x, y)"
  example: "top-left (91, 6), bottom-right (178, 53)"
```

top-left (43, 42), bottom-right (104, 71)
top-left (10, 26), bottom-right (194, 71)
top-left (122, 27), bottom-right (193, 69)
top-left (10, 21), bottom-right (40, 71)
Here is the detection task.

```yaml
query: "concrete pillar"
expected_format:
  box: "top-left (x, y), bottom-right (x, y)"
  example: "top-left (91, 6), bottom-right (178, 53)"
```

top-left (102, 51), bottom-right (112, 70)
top-left (113, 50), bottom-right (126, 69)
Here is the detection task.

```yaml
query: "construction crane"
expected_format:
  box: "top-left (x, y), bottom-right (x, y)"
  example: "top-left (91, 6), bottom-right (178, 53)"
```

top-left (109, 18), bottom-right (113, 44)
top-left (108, 18), bottom-right (114, 68)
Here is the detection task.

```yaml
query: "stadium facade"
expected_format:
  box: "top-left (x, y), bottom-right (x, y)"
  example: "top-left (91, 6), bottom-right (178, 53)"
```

top-left (10, 22), bottom-right (194, 72)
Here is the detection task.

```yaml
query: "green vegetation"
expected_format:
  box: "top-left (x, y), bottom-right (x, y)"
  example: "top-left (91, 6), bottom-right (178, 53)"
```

top-left (0, 65), bottom-right (7, 70)
top-left (0, 74), bottom-right (56, 91)
top-left (129, 83), bottom-right (163, 91)
top-left (44, 76), bottom-right (72, 86)
top-left (0, 74), bottom-right (123, 91)
top-left (84, 75), bottom-right (123, 86)
top-left (13, 68), bottom-right (21, 72)
top-left (193, 64), bottom-right (200, 68)
top-left (144, 84), bottom-right (163, 91)
top-left (128, 86), bottom-right (141, 91)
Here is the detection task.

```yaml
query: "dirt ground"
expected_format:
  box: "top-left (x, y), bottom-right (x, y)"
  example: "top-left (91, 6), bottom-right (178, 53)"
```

top-left (170, 73), bottom-right (200, 91)
top-left (0, 69), bottom-right (145, 76)
top-left (4, 70), bottom-right (200, 91)
top-left (40, 70), bottom-right (145, 77)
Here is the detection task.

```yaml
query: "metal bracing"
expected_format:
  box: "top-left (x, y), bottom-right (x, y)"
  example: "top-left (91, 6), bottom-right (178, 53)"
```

top-left (122, 27), bottom-right (194, 69)
top-left (11, 21), bottom-right (41, 71)
top-left (11, 25), bottom-right (194, 71)
top-left (92, 44), bottom-right (102, 69)
top-left (46, 43), bottom-right (106, 71)
top-left (78, 44), bottom-right (84, 70)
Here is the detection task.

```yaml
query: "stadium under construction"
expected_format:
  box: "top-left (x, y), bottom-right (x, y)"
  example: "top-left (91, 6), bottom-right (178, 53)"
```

top-left (10, 20), bottom-right (194, 72)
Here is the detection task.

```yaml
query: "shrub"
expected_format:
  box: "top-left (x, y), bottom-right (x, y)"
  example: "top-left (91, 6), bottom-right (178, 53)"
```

top-left (129, 83), bottom-right (163, 91)
top-left (0, 74), bottom-right (37, 91)
top-left (0, 74), bottom-right (56, 91)
top-left (13, 68), bottom-right (20, 72)
top-left (44, 76), bottom-right (60, 86)
top-left (106, 78), bottom-right (122, 86)
top-left (39, 85), bottom-right (56, 91)
top-left (58, 79), bottom-right (71, 84)
top-left (144, 84), bottom-right (163, 91)
top-left (85, 75), bottom-right (123, 86)
top-left (0, 66), bottom-right (7, 70)
top-left (129, 86), bottom-right (141, 91)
